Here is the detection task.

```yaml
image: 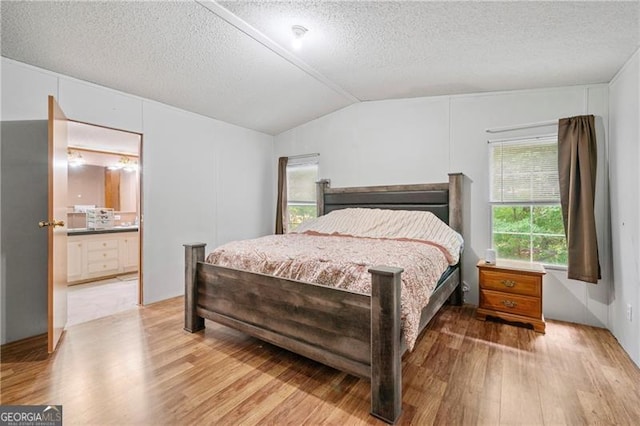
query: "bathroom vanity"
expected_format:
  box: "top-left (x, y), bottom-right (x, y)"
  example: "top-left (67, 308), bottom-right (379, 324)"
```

top-left (67, 227), bottom-right (139, 284)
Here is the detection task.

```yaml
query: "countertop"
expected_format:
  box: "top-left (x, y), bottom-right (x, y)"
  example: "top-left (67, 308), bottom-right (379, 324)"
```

top-left (67, 226), bottom-right (139, 236)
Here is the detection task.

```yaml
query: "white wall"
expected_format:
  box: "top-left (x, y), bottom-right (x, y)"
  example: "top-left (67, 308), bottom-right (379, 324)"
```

top-left (1, 58), bottom-right (274, 314)
top-left (275, 85), bottom-right (612, 328)
top-left (141, 101), bottom-right (273, 303)
top-left (608, 48), bottom-right (640, 366)
top-left (215, 125), bottom-right (275, 246)
top-left (120, 170), bottom-right (137, 213)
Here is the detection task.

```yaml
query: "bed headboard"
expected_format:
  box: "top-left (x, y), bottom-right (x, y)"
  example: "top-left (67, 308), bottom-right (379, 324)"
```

top-left (317, 173), bottom-right (463, 234)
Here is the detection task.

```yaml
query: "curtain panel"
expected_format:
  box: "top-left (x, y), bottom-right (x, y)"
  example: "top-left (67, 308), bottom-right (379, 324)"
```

top-left (558, 115), bottom-right (601, 283)
top-left (275, 156), bottom-right (288, 234)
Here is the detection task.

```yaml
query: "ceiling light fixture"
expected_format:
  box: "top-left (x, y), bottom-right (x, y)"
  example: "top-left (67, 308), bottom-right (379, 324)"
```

top-left (291, 25), bottom-right (308, 50)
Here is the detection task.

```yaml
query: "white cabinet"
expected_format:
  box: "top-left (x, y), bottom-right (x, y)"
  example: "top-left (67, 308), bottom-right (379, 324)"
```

top-left (120, 235), bottom-right (139, 272)
top-left (68, 231), bottom-right (139, 283)
top-left (86, 238), bottom-right (120, 279)
top-left (67, 240), bottom-right (84, 281)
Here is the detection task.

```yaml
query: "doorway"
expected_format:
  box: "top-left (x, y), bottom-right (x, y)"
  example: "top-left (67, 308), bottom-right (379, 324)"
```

top-left (65, 121), bottom-right (143, 326)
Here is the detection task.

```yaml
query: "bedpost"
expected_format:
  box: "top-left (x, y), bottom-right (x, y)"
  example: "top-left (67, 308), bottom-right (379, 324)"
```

top-left (369, 266), bottom-right (403, 424)
top-left (448, 172), bottom-right (464, 306)
top-left (448, 173), bottom-right (463, 234)
top-left (316, 179), bottom-right (330, 216)
top-left (184, 243), bottom-right (206, 333)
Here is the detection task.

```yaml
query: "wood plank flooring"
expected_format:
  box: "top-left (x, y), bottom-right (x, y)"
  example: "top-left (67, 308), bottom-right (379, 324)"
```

top-left (2, 297), bottom-right (640, 425)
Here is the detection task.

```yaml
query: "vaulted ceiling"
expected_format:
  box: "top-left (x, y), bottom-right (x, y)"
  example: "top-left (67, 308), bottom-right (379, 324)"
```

top-left (2, 1), bottom-right (639, 135)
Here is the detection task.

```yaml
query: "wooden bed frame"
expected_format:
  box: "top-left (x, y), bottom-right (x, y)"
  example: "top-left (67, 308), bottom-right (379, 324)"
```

top-left (184, 173), bottom-right (464, 424)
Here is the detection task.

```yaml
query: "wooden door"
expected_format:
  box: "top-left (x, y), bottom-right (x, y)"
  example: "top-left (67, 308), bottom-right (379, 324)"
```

top-left (46, 96), bottom-right (69, 353)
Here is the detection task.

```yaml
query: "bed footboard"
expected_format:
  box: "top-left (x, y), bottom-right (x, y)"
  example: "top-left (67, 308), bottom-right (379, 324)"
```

top-left (183, 174), bottom-right (464, 424)
top-left (184, 243), bottom-right (405, 424)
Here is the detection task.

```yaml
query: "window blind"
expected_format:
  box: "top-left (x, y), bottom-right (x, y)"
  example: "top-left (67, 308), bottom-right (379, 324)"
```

top-left (490, 138), bottom-right (560, 203)
top-left (287, 153), bottom-right (319, 167)
top-left (287, 156), bottom-right (318, 204)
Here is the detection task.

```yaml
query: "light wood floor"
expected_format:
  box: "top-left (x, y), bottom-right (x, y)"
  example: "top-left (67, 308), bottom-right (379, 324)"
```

top-left (2, 298), bottom-right (640, 425)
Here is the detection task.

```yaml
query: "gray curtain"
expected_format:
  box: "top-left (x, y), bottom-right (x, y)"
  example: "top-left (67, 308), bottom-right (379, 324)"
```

top-left (275, 156), bottom-right (288, 234)
top-left (558, 115), bottom-right (600, 283)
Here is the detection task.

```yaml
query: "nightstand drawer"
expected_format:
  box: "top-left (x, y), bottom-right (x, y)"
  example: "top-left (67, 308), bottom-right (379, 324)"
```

top-left (479, 269), bottom-right (541, 297)
top-left (480, 289), bottom-right (541, 318)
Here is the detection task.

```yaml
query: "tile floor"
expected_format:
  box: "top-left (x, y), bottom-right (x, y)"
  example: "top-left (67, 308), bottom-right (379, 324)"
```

top-left (67, 275), bottom-right (139, 326)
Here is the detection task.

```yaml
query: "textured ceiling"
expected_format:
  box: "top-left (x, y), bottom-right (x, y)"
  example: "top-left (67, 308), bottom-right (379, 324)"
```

top-left (2, 1), bottom-right (639, 135)
top-left (0, 0), bottom-right (352, 135)
top-left (222, 0), bottom-right (640, 100)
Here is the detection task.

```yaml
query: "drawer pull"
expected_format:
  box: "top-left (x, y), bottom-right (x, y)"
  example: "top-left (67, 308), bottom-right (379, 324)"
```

top-left (502, 300), bottom-right (518, 308)
top-left (501, 279), bottom-right (516, 288)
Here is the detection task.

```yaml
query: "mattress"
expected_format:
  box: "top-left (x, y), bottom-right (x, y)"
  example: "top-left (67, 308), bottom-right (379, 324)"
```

top-left (206, 208), bottom-right (463, 350)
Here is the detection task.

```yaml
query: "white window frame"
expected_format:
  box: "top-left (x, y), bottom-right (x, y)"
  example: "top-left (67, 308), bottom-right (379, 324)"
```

top-left (286, 154), bottom-right (319, 231)
top-left (489, 135), bottom-right (567, 269)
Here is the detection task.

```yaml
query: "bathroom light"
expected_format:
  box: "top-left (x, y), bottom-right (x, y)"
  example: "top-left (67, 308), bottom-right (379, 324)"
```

top-left (291, 25), bottom-right (308, 50)
top-left (108, 156), bottom-right (138, 172)
top-left (68, 149), bottom-right (85, 167)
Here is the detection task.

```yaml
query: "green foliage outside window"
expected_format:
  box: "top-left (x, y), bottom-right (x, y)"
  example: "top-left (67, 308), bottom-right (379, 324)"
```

top-left (287, 162), bottom-right (318, 231)
top-left (288, 205), bottom-right (317, 231)
top-left (492, 205), bottom-right (567, 266)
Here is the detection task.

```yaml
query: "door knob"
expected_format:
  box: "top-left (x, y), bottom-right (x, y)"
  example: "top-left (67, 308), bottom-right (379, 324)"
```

top-left (38, 220), bottom-right (65, 228)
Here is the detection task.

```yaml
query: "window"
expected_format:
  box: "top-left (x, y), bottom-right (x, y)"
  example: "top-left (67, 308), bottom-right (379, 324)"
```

top-left (287, 155), bottom-right (319, 231)
top-left (490, 137), bottom-right (567, 266)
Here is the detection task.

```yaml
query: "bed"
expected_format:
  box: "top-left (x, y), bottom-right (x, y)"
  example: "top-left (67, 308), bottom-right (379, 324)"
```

top-left (183, 173), bottom-right (464, 424)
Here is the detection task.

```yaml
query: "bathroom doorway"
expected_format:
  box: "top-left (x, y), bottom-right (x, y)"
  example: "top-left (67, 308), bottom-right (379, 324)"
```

top-left (65, 121), bottom-right (143, 326)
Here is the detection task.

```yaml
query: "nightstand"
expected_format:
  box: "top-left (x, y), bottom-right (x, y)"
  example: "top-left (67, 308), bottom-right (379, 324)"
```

top-left (476, 259), bottom-right (546, 333)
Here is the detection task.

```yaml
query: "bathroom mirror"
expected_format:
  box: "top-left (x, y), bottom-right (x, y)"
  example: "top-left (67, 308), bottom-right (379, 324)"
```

top-left (67, 149), bottom-right (139, 227)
